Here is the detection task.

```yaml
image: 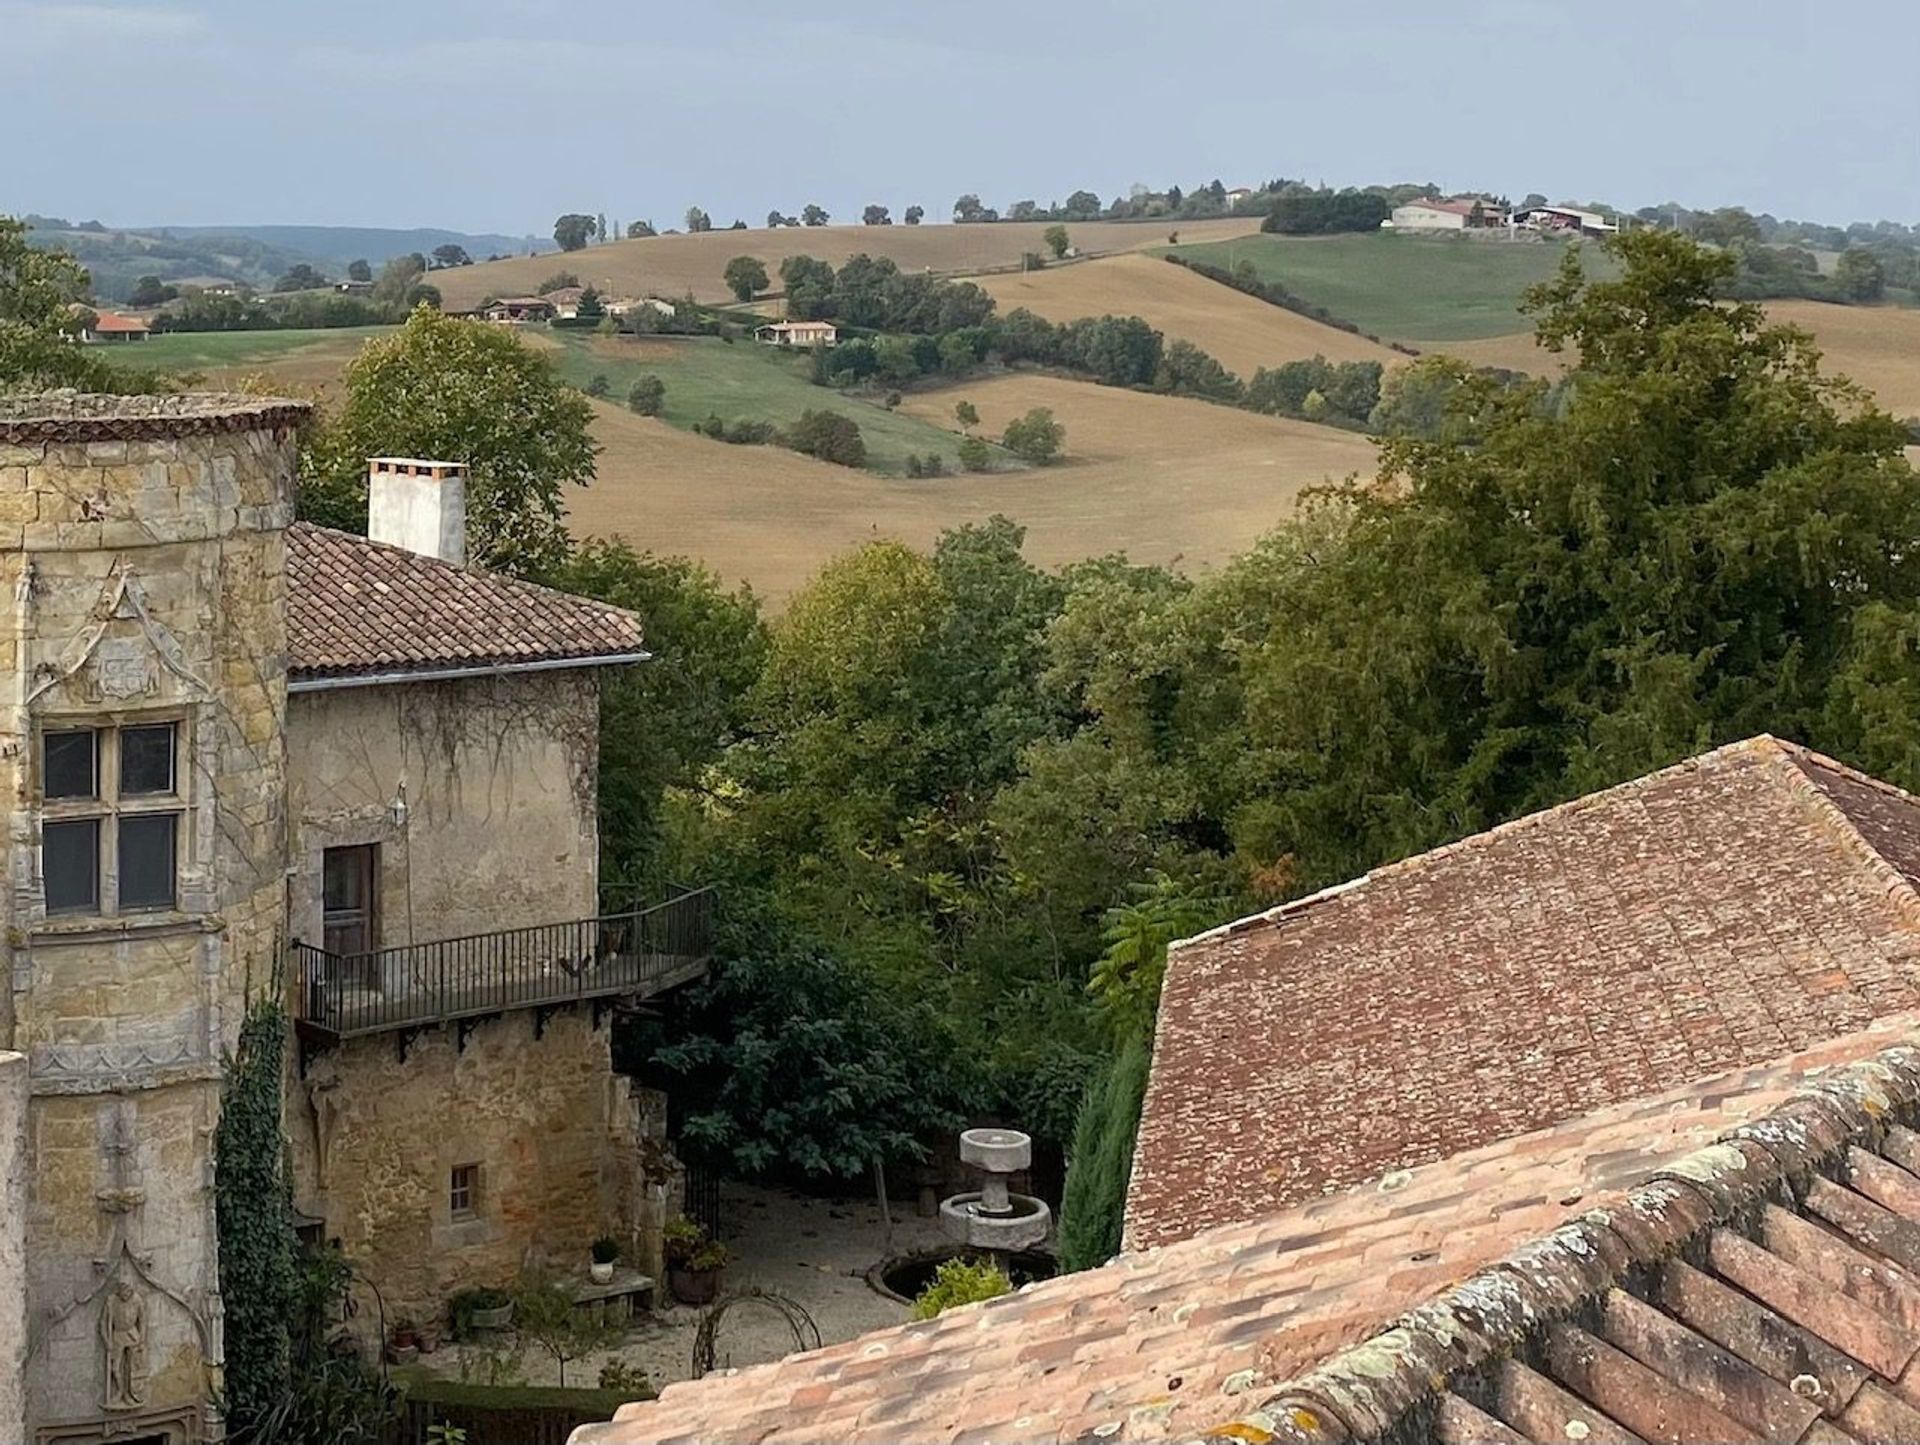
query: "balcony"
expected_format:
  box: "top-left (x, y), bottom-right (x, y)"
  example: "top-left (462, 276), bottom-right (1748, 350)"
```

top-left (292, 886), bottom-right (713, 1047)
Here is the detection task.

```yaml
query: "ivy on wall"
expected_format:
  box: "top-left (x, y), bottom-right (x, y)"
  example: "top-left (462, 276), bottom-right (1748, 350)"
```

top-left (215, 992), bottom-right (299, 1431)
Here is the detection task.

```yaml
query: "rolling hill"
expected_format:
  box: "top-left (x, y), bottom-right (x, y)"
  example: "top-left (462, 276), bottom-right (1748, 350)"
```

top-left (576, 375), bottom-right (1374, 602)
top-left (1165, 232), bottom-right (1607, 343)
top-left (427, 218), bottom-right (1262, 310)
top-left (971, 253), bottom-right (1400, 378)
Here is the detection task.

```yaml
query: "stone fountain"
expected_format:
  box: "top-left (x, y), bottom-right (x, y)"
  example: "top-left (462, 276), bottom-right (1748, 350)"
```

top-left (938, 1127), bottom-right (1051, 1252)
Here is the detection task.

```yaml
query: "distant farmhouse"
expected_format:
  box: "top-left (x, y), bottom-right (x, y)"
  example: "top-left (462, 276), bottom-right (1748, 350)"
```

top-left (1514, 202), bottom-right (1620, 235)
top-left (607, 295), bottom-right (675, 320)
top-left (1387, 196), bottom-right (1510, 232)
top-left (481, 295), bottom-right (556, 323)
top-left (332, 278), bottom-right (373, 296)
top-left (79, 312), bottom-right (151, 343)
top-left (754, 319), bottom-right (837, 348)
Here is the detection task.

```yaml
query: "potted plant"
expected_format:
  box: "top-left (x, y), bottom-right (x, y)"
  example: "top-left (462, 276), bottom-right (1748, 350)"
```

top-left (589, 1235), bottom-right (622, 1285)
top-left (450, 1285), bottom-right (514, 1337)
top-left (663, 1216), bottom-right (731, 1305)
top-left (387, 1317), bottom-right (420, 1365)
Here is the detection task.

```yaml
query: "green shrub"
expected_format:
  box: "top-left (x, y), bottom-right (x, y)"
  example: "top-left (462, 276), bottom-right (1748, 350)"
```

top-left (1056, 1035), bottom-right (1151, 1272)
top-left (585, 374), bottom-right (611, 399)
top-left (910, 1257), bottom-right (1012, 1319)
top-left (627, 375), bottom-right (665, 415)
top-left (1001, 407), bottom-right (1064, 464)
top-left (956, 436), bottom-right (991, 472)
top-left (590, 1235), bottom-right (621, 1265)
top-left (784, 409), bottom-right (867, 467)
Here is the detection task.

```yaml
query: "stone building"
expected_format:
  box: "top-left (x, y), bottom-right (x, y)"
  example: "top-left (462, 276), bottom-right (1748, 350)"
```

top-left (0, 397), bottom-right (707, 1442)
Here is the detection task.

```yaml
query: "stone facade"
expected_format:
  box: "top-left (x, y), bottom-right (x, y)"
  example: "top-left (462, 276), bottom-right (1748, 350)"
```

top-left (0, 395), bottom-right (300, 1444)
top-left (283, 669), bottom-right (657, 1318)
top-left (284, 670), bottom-right (601, 949)
top-left (0, 397), bottom-right (677, 1436)
top-left (2, 1051), bottom-right (29, 1444)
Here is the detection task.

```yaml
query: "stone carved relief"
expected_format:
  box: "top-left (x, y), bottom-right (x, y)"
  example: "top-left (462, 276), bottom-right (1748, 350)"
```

top-left (29, 560), bottom-right (214, 710)
top-left (101, 1281), bottom-right (149, 1410)
top-left (25, 1100), bottom-right (214, 1392)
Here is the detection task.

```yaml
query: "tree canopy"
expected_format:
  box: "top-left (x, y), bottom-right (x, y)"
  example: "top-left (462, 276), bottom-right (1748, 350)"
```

top-left (301, 306), bottom-right (596, 575)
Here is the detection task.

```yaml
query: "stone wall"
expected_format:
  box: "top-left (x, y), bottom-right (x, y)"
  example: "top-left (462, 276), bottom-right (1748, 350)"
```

top-left (284, 669), bottom-right (601, 950)
top-left (297, 1010), bottom-right (642, 1321)
top-left (1, 1051), bottom-right (28, 1444)
top-left (0, 396), bottom-right (299, 1440)
top-left (285, 667), bottom-right (649, 1321)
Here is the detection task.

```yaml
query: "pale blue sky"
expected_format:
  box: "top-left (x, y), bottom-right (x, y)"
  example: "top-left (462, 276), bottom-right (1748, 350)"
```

top-left (5, 0), bottom-right (1916, 233)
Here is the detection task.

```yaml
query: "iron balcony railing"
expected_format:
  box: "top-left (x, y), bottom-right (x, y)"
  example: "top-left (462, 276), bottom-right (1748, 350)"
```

top-left (293, 886), bottom-right (714, 1042)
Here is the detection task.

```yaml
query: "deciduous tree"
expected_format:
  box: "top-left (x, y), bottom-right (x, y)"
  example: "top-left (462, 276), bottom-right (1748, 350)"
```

top-left (722, 255), bottom-right (770, 302)
top-left (802, 203), bottom-right (829, 227)
top-left (303, 307), bottom-right (596, 575)
top-left (553, 213), bottom-right (595, 251)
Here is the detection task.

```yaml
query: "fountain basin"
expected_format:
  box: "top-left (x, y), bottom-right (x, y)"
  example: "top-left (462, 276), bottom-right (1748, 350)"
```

top-left (959, 1127), bottom-right (1032, 1174)
top-left (939, 1191), bottom-right (1052, 1251)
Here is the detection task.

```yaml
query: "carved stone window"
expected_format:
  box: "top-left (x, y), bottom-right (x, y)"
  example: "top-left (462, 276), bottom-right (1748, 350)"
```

top-left (39, 720), bottom-right (184, 916)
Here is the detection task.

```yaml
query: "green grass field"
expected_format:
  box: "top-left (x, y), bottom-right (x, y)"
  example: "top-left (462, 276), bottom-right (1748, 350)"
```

top-left (1165, 233), bottom-right (1613, 342)
top-left (100, 325), bottom-right (396, 374)
top-left (547, 333), bottom-right (1012, 477)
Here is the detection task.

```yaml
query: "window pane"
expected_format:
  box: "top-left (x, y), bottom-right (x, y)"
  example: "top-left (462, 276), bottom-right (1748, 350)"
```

top-left (120, 724), bottom-right (176, 796)
top-left (118, 813), bottom-right (178, 910)
top-left (44, 819), bottom-right (99, 913)
top-left (43, 731), bottom-right (97, 800)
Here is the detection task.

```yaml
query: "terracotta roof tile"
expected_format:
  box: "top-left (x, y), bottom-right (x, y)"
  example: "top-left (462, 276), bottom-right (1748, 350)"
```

top-left (568, 1019), bottom-right (1920, 1445)
top-left (1129, 737), bottom-right (1920, 1250)
top-left (286, 522), bottom-right (643, 682)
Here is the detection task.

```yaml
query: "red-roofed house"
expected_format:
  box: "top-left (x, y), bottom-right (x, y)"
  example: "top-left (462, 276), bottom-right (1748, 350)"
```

top-left (1129, 736), bottom-right (1920, 1250)
top-left (1389, 196), bottom-right (1508, 231)
top-left (82, 311), bottom-right (151, 342)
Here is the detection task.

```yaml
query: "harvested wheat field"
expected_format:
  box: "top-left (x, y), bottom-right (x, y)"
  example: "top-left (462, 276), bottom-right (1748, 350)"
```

top-left (571, 378), bottom-right (1374, 602)
top-left (1426, 331), bottom-right (1570, 377)
top-left (431, 218), bottom-right (1261, 311)
top-left (973, 253), bottom-right (1400, 378)
top-left (1765, 301), bottom-right (1920, 418)
top-left (1408, 303), bottom-right (1920, 412)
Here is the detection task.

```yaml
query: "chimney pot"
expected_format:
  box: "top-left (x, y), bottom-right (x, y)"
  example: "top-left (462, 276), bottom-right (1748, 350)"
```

top-left (366, 457), bottom-right (467, 566)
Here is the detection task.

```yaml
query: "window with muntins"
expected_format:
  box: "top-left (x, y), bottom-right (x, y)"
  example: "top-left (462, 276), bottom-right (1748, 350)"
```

top-left (40, 721), bottom-right (183, 916)
top-left (450, 1163), bottom-right (480, 1219)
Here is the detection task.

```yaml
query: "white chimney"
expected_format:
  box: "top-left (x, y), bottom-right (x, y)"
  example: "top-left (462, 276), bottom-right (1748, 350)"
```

top-left (366, 457), bottom-right (467, 566)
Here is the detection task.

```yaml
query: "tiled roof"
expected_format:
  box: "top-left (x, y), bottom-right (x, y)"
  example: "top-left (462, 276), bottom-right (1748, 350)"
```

top-left (1259, 1035), bottom-right (1920, 1444)
top-left (89, 312), bottom-right (152, 333)
top-left (0, 391), bottom-right (309, 444)
top-left (285, 522), bottom-right (644, 682)
top-left (1129, 737), bottom-right (1920, 1250)
top-left (568, 1017), bottom-right (1920, 1445)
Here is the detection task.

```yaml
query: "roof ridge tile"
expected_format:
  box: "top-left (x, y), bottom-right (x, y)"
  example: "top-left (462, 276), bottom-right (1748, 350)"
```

top-left (1243, 1037), bottom-right (1920, 1443)
top-left (1167, 736), bottom-right (1794, 956)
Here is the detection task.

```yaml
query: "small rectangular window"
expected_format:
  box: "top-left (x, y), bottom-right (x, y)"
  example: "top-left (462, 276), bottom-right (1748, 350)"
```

top-left (119, 724), bottom-right (176, 796)
top-left (44, 730), bottom-right (98, 800)
top-left (44, 818), bottom-right (100, 913)
top-left (118, 813), bottom-right (178, 911)
top-left (450, 1164), bottom-right (479, 1219)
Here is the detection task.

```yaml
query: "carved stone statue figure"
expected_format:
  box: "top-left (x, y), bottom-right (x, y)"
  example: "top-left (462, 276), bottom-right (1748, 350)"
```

top-left (101, 1280), bottom-right (149, 1410)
